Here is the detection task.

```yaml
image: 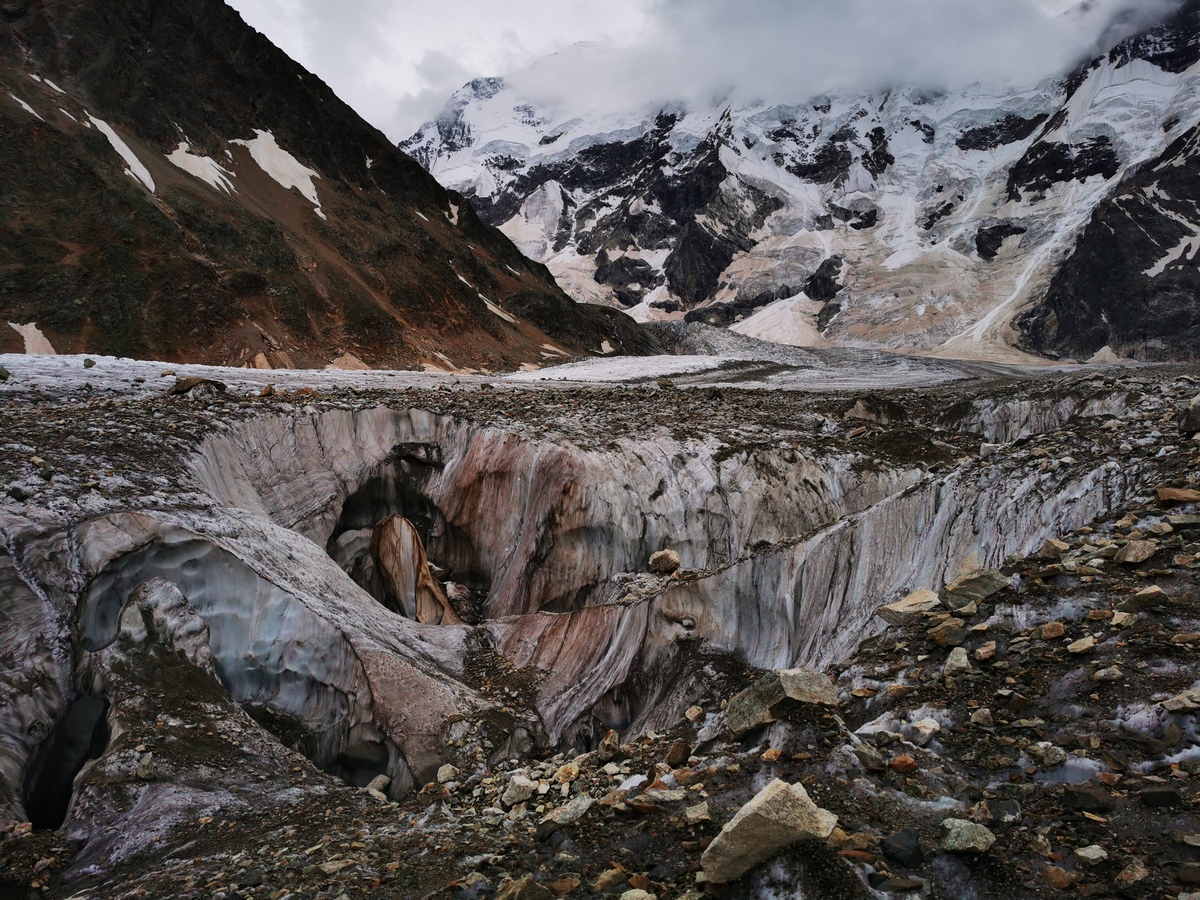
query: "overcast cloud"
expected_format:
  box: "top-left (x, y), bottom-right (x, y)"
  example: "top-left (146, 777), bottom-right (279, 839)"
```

top-left (226, 0), bottom-right (1182, 140)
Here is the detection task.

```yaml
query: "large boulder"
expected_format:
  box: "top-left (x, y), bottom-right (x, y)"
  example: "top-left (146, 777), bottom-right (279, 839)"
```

top-left (726, 668), bottom-right (838, 736)
top-left (877, 589), bottom-right (941, 626)
top-left (701, 779), bottom-right (837, 883)
top-left (1179, 394), bottom-right (1200, 435)
top-left (940, 569), bottom-right (1008, 606)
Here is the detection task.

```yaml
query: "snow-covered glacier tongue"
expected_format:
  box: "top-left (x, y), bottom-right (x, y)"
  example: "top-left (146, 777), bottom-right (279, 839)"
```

top-left (1, 349), bottom-right (1197, 896)
top-left (402, 1), bottom-right (1200, 363)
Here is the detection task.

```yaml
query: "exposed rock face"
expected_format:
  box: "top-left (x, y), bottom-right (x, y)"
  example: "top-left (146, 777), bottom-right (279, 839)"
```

top-left (370, 515), bottom-right (462, 625)
top-left (405, 2), bottom-right (1200, 360)
top-left (0, 0), bottom-right (655, 369)
top-left (701, 779), bottom-right (837, 883)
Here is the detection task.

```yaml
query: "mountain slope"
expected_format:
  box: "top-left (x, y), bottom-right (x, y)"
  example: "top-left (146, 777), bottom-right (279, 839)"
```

top-left (404, 1), bottom-right (1200, 362)
top-left (0, 0), bottom-right (655, 370)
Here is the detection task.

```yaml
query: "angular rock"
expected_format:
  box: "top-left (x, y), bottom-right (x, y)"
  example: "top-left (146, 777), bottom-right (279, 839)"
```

top-left (366, 774), bottom-right (392, 793)
top-left (882, 827), bottom-right (924, 867)
top-left (1115, 861), bottom-right (1149, 889)
top-left (726, 668), bottom-right (837, 736)
top-left (1064, 785), bottom-right (1115, 812)
top-left (168, 376), bottom-right (226, 396)
top-left (649, 549), bottom-right (681, 574)
top-left (877, 589), bottom-right (941, 626)
top-left (1157, 487), bottom-right (1200, 505)
top-left (910, 718), bottom-right (941, 746)
top-left (940, 819), bottom-right (995, 853)
top-left (1140, 786), bottom-right (1183, 808)
top-left (437, 764), bottom-right (461, 784)
top-left (1039, 621), bottom-right (1066, 640)
top-left (1162, 687), bottom-right (1200, 712)
top-left (1115, 540), bottom-right (1157, 564)
top-left (502, 774), bottom-right (538, 807)
top-left (940, 569), bottom-right (1008, 605)
top-left (701, 779), bottom-right (837, 883)
top-left (1067, 635), bottom-right (1096, 654)
top-left (943, 647), bottom-right (972, 678)
top-left (1075, 845), bottom-right (1108, 866)
top-left (1180, 394), bottom-right (1200, 435)
top-left (497, 876), bottom-right (553, 900)
top-left (927, 618), bottom-right (967, 647)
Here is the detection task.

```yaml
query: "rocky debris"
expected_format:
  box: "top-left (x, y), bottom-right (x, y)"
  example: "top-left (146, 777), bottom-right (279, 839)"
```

top-left (877, 589), bottom-right (941, 625)
top-left (726, 668), bottom-right (838, 736)
top-left (700, 779), bottom-right (837, 883)
top-left (648, 549), bottom-right (681, 574)
top-left (1114, 539), bottom-right (1157, 563)
top-left (943, 646), bottom-right (972, 677)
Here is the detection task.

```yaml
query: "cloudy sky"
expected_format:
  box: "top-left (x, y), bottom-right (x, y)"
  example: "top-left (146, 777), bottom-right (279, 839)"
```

top-left (225, 0), bottom-right (1180, 141)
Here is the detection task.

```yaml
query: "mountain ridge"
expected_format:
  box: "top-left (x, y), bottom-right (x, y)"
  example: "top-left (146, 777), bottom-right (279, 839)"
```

top-left (404, 0), bottom-right (1200, 362)
top-left (0, 0), bottom-right (656, 370)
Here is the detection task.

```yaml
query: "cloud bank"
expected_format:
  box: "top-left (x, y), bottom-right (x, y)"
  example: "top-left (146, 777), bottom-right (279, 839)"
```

top-left (507, 0), bottom-right (1185, 117)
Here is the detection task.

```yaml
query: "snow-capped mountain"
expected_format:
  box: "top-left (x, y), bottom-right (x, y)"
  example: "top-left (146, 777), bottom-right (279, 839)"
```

top-left (403, 1), bottom-right (1200, 361)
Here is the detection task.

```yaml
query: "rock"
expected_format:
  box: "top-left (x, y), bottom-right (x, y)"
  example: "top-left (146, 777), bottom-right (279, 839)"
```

top-left (553, 762), bottom-right (580, 784)
top-left (83, 358), bottom-right (96, 368)
top-left (1180, 394), bottom-right (1200, 434)
top-left (940, 569), bottom-right (1008, 605)
top-left (1036, 538), bottom-right (1070, 560)
top-left (940, 819), bottom-right (995, 853)
top-left (725, 668), bottom-right (837, 736)
top-left (980, 442), bottom-right (1002, 457)
top-left (497, 876), bottom-right (553, 900)
top-left (597, 729), bottom-right (621, 761)
top-left (927, 618), bottom-right (967, 647)
top-left (853, 744), bottom-right (886, 772)
top-left (502, 774), bottom-right (538, 807)
top-left (1139, 786), bottom-right (1183, 807)
top-left (1092, 665), bottom-right (1123, 682)
top-left (974, 641), bottom-right (997, 661)
top-left (970, 707), bottom-right (994, 726)
top-left (665, 740), bottom-right (691, 768)
top-left (437, 764), bottom-right (461, 784)
top-left (686, 802), bottom-right (711, 824)
top-left (943, 647), bottom-right (972, 678)
top-left (1162, 687), bottom-right (1200, 712)
top-left (0, 365), bottom-right (9, 381)
top-left (1039, 621), bottom-right (1066, 640)
top-left (891, 755), bottom-right (918, 773)
top-left (701, 779), bottom-right (837, 883)
top-left (168, 376), bottom-right (226, 396)
top-left (649, 549), bottom-right (681, 574)
top-left (620, 891), bottom-right (656, 900)
top-left (1157, 487), bottom-right (1200, 505)
top-left (366, 774), bottom-right (392, 793)
top-left (1075, 845), bottom-right (1108, 865)
top-left (881, 828), bottom-right (924, 867)
top-left (1042, 866), bottom-right (1075, 889)
top-left (1067, 635), bottom-right (1096, 654)
top-left (910, 718), bottom-right (941, 746)
top-left (877, 589), bottom-right (941, 626)
top-left (593, 868), bottom-right (627, 891)
top-left (1115, 540), bottom-right (1157, 564)
top-left (538, 794), bottom-right (594, 835)
top-left (1114, 861), bottom-right (1149, 889)
top-left (1064, 785), bottom-right (1116, 812)
top-left (685, 705), bottom-right (704, 722)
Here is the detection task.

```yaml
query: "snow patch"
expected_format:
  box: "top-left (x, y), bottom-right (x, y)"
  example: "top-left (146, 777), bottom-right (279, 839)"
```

top-left (8, 323), bottom-right (57, 356)
top-left (230, 129), bottom-right (323, 218)
top-left (88, 114), bottom-right (155, 193)
top-left (730, 293), bottom-right (827, 347)
top-left (166, 141), bottom-right (235, 193)
top-left (44, 79), bottom-right (66, 95)
top-left (479, 294), bottom-right (518, 324)
top-left (447, 202), bottom-right (460, 225)
top-left (8, 93), bottom-right (43, 121)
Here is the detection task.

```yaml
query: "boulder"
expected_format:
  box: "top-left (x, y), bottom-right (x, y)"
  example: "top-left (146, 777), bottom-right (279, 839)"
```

top-left (1158, 486), bottom-right (1200, 505)
top-left (943, 647), bottom-right (972, 678)
top-left (940, 819), bottom-right (995, 853)
top-left (649, 549), bottom-right (681, 574)
top-left (1176, 396), bottom-right (1195, 434)
top-left (726, 668), bottom-right (837, 736)
top-left (1115, 540), bottom-right (1157, 564)
top-left (701, 779), bottom-right (837, 883)
top-left (877, 589), bottom-right (941, 626)
top-left (501, 774), bottom-right (538, 807)
top-left (881, 827), bottom-right (924, 867)
top-left (940, 569), bottom-right (1008, 605)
